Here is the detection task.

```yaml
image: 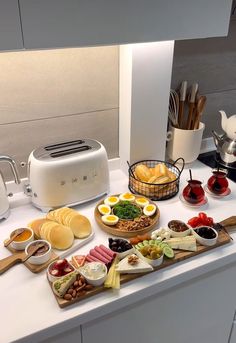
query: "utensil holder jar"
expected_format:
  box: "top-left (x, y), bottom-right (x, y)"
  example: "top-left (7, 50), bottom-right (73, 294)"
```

top-left (128, 158), bottom-right (185, 201)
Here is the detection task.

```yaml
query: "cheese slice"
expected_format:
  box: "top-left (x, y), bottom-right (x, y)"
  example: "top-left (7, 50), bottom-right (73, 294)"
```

top-left (165, 237), bottom-right (197, 252)
top-left (116, 255), bottom-right (153, 274)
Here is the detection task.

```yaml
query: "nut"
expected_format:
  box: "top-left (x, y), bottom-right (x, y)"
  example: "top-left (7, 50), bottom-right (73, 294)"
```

top-left (73, 281), bottom-right (79, 287)
top-left (72, 290), bottom-right (76, 298)
top-left (84, 284), bottom-right (94, 291)
top-left (64, 294), bottom-right (72, 301)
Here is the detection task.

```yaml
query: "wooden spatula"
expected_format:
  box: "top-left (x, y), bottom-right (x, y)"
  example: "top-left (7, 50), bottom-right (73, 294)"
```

top-left (0, 243), bottom-right (45, 274)
top-left (4, 228), bottom-right (26, 247)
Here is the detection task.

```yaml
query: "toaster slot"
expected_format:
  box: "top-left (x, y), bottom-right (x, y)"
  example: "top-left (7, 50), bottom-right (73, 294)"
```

top-left (45, 140), bottom-right (85, 151)
top-left (50, 145), bottom-right (91, 158)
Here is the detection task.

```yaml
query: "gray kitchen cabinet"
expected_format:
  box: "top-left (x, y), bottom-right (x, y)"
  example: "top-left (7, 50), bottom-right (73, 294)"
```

top-left (0, 0), bottom-right (24, 50)
top-left (19, 0), bottom-right (232, 50)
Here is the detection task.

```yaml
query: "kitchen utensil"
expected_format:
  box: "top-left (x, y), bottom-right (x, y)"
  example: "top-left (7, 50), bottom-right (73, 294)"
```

top-left (186, 83), bottom-right (198, 130)
top-left (168, 89), bottom-right (179, 127)
top-left (178, 81), bottom-right (187, 129)
top-left (166, 122), bottom-right (205, 163)
top-left (0, 242), bottom-right (45, 274)
top-left (212, 111), bottom-right (236, 169)
top-left (0, 155), bottom-right (21, 220)
top-left (25, 139), bottom-right (110, 212)
top-left (193, 95), bottom-right (207, 129)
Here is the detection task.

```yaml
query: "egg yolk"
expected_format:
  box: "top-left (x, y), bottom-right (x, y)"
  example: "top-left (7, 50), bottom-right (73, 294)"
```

top-left (108, 197), bottom-right (118, 203)
top-left (107, 215), bottom-right (117, 221)
top-left (137, 198), bottom-right (147, 203)
top-left (123, 193), bottom-right (133, 199)
top-left (100, 207), bottom-right (110, 213)
top-left (146, 205), bottom-right (155, 211)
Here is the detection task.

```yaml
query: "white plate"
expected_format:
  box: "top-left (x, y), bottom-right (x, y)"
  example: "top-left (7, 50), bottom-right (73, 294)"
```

top-left (179, 194), bottom-right (208, 208)
top-left (204, 185), bottom-right (231, 198)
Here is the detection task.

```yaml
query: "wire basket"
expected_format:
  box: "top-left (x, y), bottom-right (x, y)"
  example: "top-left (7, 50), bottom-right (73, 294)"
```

top-left (128, 158), bottom-right (185, 201)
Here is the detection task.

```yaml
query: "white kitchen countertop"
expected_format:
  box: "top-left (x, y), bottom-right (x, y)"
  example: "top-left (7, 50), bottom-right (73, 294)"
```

top-left (1, 161), bottom-right (236, 343)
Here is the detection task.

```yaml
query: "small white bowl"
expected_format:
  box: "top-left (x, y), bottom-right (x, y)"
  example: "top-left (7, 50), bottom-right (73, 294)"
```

top-left (25, 240), bottom-right (52, 265)
top-left (79, 262), bottom-right (107, 286)
top-left (10, 228), bottom-right (34, 250)
top-left (47, 260), bottom-right (75, 283)
top-left (136, 249), bottom-right (163, 267)
top-left (191, 226), bottom-right (218, 246)
top-left (168, 220), bottom-right (191, 237)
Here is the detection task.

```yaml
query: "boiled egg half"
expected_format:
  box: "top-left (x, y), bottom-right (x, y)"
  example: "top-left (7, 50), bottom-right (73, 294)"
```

top-left (101, 214), bottom-right (119, 226)
top-left (104, 196), bottom-right (119, 207)
top-left (98, 204), bottom-right (111, 216)
top-left (143, 204), bottom-right (156, 217)
top-left (135, 197), bottom-right (149, 208)
top-left (119, 192), bottom-right (135, 202)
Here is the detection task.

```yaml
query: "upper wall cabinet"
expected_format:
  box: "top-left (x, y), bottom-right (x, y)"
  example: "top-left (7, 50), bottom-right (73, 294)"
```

top-left (19, 0), bottom-right (232, 50)
top-left (0, 0), bottom-right (24, 50)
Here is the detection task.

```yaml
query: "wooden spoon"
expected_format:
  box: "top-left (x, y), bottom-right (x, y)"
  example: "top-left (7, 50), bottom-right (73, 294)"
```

top-left (193, 96), bottom-right (207, 129)
top-left (0, 242), bottom-right (45, 274)
top-left (4, 228), bottom-right (26, 247)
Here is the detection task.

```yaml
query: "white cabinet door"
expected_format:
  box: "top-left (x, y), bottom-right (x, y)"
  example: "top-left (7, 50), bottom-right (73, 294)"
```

top-left (82, 264), bottom-right (236, 343)
top-left (0, 0), bottom-right (23, 50)
top-left (19, 0), bottom-right (232, 49)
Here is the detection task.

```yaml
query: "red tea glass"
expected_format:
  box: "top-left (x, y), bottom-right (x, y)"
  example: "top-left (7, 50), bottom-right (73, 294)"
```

top-left (183, 179), bottom-right (205, 204)
top-left (207, 169), bottom-right (228, 195)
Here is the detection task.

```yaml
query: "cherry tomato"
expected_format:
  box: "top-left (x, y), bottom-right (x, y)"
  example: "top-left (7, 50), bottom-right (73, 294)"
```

top-left (188, 216), bottom-right (200, 228)
top-left (205, 217), bottom-right (214, 227)
top-left (198, 212), bottom-right (207, 221)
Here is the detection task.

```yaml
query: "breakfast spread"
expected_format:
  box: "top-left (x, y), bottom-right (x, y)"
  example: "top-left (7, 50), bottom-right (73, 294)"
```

top-left (1, 183), bottom-right (234, 309)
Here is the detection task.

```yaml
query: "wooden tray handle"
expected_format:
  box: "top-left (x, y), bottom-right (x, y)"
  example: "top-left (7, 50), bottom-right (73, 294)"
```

top-left (220, 216), bottom-right (236, 230)
top-left (0, 251), bottom-right (25, 275)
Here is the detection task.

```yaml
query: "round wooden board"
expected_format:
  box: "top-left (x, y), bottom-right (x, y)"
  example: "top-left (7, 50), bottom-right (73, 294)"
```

top-left (94, 195), bottom-right (160, 238)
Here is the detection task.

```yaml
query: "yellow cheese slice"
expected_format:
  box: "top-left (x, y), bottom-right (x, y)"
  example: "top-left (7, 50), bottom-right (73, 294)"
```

top-left (104, 256), bottom-right (118, 288)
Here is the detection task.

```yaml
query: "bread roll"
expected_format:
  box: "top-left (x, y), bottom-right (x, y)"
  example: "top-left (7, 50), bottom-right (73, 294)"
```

top-left (135, 164), bottom-right (152, 182)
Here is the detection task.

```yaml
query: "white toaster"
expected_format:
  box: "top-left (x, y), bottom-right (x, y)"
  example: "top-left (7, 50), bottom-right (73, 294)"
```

top-left (26, 139), bottom-right (110, 212)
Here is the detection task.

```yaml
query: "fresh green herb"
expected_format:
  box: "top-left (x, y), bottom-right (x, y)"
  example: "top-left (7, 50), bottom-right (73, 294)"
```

top-left (113, 201), bottom-right (141, 220)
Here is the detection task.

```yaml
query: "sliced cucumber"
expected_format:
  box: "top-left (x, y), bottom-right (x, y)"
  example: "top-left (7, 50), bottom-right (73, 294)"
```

top-left (142, 240), bottom-right (149, 246)
top-left (159, 242), bottom-right (168, 249)
top-left (137, 242), bottom-right (144, 248)
top-left (149, 239), bottom-right (156, 245)
top-left (154, 240), bottom-right (162, 246)
top-left (135, 244), bottom-right (141, 250)
top-left (163, 246), bottom-right (174, 258)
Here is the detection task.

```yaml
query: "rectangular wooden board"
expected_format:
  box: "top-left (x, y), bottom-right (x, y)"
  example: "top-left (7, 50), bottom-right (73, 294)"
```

top-left (4, 231), bottom-right (94, 273)
top-left (49, 228), bottom-right (232, 308)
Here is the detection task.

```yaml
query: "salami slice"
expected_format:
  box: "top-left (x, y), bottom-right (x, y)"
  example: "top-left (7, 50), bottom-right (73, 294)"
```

top-left (86, 255), bottom-right (100, 263)
top-left (99, 244), bottom-right (116, 258)
top-left (94, 246), bottom-right (112, 261)
top-left (90, 249), bottom-right (110, 264)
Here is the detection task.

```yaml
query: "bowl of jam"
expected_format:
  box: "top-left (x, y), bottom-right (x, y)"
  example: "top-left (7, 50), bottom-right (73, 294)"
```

top-left (10, 228), bottom-right (34, 250)
top-left (25, 240), bottom-right (51, 265)
top-left (168, 220), bottom-right (191, 237)
top-left (192, 226), bottom-right (218, 246)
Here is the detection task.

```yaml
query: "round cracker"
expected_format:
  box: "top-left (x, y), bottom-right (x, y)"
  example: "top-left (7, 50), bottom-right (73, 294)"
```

top-left (69, 214), bottom-right (92, 238)
top-left (28, 218), bottom-right (49, 239)
top-left (49, 224), bottom-right (74, 250)
top-left (46, 210), bottom-right (56, 221)
top-left (64, 210), bottom-right (77, 227)
top-left (57, 207), bottom-right (71, 224)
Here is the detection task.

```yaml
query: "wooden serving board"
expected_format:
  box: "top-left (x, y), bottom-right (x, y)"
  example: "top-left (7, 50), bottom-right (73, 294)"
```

top-left (94, 195), bottom-right (160, 238)
top-left (49, 216), bottom-right (236, 308)
top-left (3, 231), bottom-right (94, 274)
